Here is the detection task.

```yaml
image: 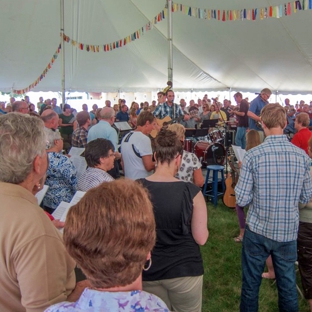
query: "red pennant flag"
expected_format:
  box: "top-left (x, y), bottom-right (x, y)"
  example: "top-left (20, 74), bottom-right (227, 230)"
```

top-left (269, 6), bottom-right (273, 16)
top-left (222, 10), bottom-right (226, 21)
top-left (119, 40), bottom-right (122, 47)
top-left (113, 42), bottom-right (116, 49)
top-left (229, 10), bottom-right (233, 20)
top-left (287, 2), bottom-right (292, 15)
top-left (218, 10), bottom-right (220, 20)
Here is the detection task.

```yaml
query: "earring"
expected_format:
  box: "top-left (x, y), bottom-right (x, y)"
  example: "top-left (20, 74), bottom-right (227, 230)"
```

top-left (143, 258), bottom-right (152, 271)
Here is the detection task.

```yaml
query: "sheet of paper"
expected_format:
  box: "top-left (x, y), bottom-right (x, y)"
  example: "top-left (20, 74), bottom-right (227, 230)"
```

top-left (68, 147), bottom-right (85, 156)
top-left (70, 191), bottom-right (86, 206)
top-left (70, 156), bottom-right (87, 178)
top-left (52, 201), bottom-right (71, 222)
top-left (232, 145), bottom-right (246, 162)
top-left (35, 185), bottom-right (49, 205)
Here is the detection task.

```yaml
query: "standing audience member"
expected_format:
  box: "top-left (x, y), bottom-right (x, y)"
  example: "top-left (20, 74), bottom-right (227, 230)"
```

top-left (168, 123), bottom-right (204, 187)
top-left (78, 139), bottom-right (115, 191)
top-left (51, 98), bottom-right (62, 115)
top-left (233, 92), bottom-right (249, 149)
top-left (292, 112), bottom-right (312, 155)
top-left (0, 113), bottom-right (84, 312)
top-left (284, 107), bottom-right (296, 135)
top-left (247, 88), bottom-right (272, 142)
top-left (12, 101), bottom-right (29, 114)
top-left (235, 103), bottom-right (312, 312)
top-left (121, 111), bottom-right (155, 180)
top-left (139, 129), bottom-right (208, 312)
top-left (89, 103), bottom-right (98, 124)
top-left (71, 111), bottom-right (90, 148)
top-left (298, 136), bottom-right (312, 312)
top-left (59, 104), bottom-right (75, 152)
top-left (43, 130), bottom-right (77, 213)
top-left (45, 180), bottom-right (169, 312)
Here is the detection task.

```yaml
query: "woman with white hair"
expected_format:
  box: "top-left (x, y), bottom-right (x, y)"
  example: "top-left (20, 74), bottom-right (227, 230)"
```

top-left (43, 129), bottom-right (77, 213)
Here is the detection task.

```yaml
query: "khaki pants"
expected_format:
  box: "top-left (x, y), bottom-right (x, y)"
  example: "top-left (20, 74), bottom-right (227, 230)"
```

top-left (143, 275), bottom-right (203, 312)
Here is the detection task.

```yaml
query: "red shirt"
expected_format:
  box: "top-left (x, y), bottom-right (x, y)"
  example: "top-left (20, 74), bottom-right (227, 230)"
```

top-left (291, 127), bottom-right (312, 155)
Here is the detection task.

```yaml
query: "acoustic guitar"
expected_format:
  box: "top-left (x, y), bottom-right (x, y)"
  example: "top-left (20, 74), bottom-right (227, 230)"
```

top-left (222, 150), bottom-right (238, 208)
top-left (150, 115), bottom-right (183, 138)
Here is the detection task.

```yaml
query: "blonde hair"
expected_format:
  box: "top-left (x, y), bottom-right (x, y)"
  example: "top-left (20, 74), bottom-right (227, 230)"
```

top-left (296, 112), bottom-right (310, 127)
top-left (167, 123), bottom-right (185, 141)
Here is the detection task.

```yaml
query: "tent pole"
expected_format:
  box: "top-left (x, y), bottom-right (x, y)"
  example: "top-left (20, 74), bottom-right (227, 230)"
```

top-left (167, 0), bottom-right (173, 83)
top-left (60, 0), bottom-right (65, 105)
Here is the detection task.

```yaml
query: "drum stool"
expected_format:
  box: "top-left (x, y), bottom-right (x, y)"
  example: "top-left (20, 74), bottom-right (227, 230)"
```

top-left (202, 165), bottom-right (225, 206)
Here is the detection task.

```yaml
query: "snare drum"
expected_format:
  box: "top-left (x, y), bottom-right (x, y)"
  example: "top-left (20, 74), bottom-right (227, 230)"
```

top-left (194, 141), bottom-right (225, 166)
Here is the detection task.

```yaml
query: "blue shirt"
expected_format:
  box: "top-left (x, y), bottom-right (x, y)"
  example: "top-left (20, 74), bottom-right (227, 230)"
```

top-left (87, 120), bottom-right (118, 150)
top-left (248, 95), bottom-right (267, 130)
top-left (153, 102), bottom-right (184, 120)
top-left (235, 135), bottom-right (312, 242)
top-left (43, 152), bottom-right (77, 209)
top-left (45, 288), bottom-right (169, 312)
top-left (52, 106), bottom-right (63, 115)
top-left (116, 111), bottom-right (129, 122)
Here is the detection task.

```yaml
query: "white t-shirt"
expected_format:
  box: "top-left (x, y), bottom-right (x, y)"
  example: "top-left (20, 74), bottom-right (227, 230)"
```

top-left (121, 131), bottom-right (153, 180)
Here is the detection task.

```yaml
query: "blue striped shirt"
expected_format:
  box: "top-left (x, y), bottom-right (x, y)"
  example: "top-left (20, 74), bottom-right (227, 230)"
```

top-left (235, 135), bottom-right (312, 242)
top-left (153, 102), bottom-right (184, 120)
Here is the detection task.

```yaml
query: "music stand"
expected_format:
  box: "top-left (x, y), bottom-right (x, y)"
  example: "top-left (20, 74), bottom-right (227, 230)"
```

top-left (185, 129), bottom-right (197, 138)
top-left (201, 119), bottom-right (218, 129)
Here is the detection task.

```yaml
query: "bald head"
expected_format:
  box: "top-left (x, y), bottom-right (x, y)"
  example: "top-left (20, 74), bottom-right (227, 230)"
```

top-left (41, 109), bottom-right (59, 130)
top-left (100, 107), bottom-right (115, 124)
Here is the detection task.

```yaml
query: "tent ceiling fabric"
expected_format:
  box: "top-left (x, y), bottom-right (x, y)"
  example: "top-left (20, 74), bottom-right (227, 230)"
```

top-left (1, 0), bottom-right (312, 93)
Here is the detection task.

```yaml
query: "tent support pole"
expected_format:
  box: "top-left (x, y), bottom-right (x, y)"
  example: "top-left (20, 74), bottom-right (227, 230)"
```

top-left (167, 0), bottom-right (173, 83)
top-left (60, 0), bottom-right (65, 105)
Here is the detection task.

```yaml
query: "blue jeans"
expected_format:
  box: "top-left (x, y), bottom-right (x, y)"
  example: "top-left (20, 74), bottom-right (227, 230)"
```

top-left (240, 225), bottom-right (298, 312)
top-left (235, 127), bottom-right (247, 149)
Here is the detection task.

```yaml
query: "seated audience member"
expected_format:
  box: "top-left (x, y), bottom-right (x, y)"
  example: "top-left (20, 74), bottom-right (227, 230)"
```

top-left (168, 123), bottom-right (204, 187)
top-left (43, 130), bottom-right (77, 213)
top-left (292, 112), bottom-right (312, 155)
top-left (41, 109), bottom-right (60, 131)
top-left (71, 111), bottom-right (90, 148)
top-left (0, 113), bottom-right (80, 312)
top-left (78, 139), bottom-right (115, 191)
top-left (298, 136), bottom-right (312, 311)
top-left (12, 101), bottom-right (29, 114)
top-left (89, 104), bottom-right (98, 124)
top-left (138, 129), bottom-right (208, 312)
top-left (116, 104), bottom-right (129, 122)
top-left (45, 179), bottom-right (169, 312)
top-left (284, 107), bottom-right (296, 135)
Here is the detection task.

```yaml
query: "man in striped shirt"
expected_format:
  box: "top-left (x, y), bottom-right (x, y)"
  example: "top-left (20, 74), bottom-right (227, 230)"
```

top-left (235, 103), bottom-right (312, 312)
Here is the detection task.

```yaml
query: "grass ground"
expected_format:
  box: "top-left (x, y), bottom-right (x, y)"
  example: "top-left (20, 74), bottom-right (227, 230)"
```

top-left (201, 199), bottom-right (310, 312)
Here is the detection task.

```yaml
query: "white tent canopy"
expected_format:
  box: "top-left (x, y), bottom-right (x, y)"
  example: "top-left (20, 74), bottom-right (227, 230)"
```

top-left (1, 0), bottom-right (312, 94)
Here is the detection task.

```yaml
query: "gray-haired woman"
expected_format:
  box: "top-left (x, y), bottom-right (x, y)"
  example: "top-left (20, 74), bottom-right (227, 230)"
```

top-left (43, 128), bottom-right (77, 213)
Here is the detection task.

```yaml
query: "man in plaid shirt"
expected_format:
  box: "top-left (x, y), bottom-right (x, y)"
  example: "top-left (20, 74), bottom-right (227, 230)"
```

top-left (153, 90), bottom-right (190, 122)
top-left (71, 111), bottom-right (90, 148)
top-left (235, 103), bottom-right (312, 312)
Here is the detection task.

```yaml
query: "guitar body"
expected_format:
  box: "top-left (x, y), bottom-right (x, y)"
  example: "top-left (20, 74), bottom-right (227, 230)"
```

top-left (150, 116), bottom-right (172, 138)
top-left (222, 173), bottom-right (236, 208)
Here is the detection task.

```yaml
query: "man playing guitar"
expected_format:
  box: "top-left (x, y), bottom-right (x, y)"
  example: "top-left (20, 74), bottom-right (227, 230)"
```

top-left (247, 88), bottom-right (272, 142)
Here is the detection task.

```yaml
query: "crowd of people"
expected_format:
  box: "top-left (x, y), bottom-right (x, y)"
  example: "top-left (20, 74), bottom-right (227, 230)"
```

top-left (1, 90), bottom-right (312, 311)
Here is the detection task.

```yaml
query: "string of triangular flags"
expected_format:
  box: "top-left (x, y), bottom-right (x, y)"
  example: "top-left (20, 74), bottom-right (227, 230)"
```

top-left (13, 44), bottom-right (62, 94)
top-left (63, 9), bottom-right (166, 53)
top-left (173, 0), bottom-right (312, 21)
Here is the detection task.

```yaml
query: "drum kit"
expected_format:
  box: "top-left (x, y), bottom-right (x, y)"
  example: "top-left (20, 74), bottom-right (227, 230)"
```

top-left (184, 126), bottom-right (226, 167)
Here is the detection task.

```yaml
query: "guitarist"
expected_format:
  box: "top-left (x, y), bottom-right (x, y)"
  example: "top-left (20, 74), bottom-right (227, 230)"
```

top-left (153, 90), bottom-right (190, 122)
top-left (247, 88), bottom-right (272, 142)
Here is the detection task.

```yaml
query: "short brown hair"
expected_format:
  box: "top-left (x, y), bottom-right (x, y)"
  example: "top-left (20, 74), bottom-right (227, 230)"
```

top-left (296, 112), bottom-right (310, 127)
top-left (76, 111), bottom-right (90, 127)
top-left (155, 129), bottom-right (183, 164)
top-left (136, 111), bottom-right (154, 127)
top-left (260, 103), bottom-right (286, 129)
top-left (85, 138), bottom-right (114, 167)
top-left (64, 179), bottom-right (156, 288)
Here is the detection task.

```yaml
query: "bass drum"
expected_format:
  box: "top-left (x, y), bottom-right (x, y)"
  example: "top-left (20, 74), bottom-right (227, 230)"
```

top-left (194, 141), bottom-right (225, 166)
